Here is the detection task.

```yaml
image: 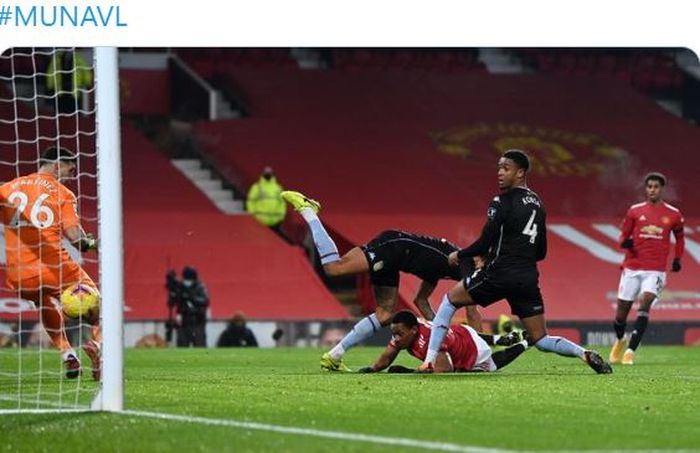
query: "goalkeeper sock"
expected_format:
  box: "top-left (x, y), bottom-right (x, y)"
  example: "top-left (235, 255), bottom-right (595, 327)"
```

top-left (535, 335), bottom-right (585, 358)
top-left (300, 207), bottom-right (339, 265)
top-left (424, 295), bottom-right (457, 364)
top-left (628, 310), bottom-right (650, 351)
top-left (330, 313), bottom-right (381, 360)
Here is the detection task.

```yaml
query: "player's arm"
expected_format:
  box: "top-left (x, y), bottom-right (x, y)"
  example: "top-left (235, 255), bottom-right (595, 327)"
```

top-left (61, 194), bottom-right (97, 251)
top-left (455, 198), bottom-right (506, 261)
top-left (671, 215), bottom-right (685, 272)
top-left (412, 280), bottom-right (436, 320)
top-left (619, 208), bottom-right (635, 249)
top-left (65, 225), bottom-right (98, 252)
top-left (359, 343), bottom-right (400, 373)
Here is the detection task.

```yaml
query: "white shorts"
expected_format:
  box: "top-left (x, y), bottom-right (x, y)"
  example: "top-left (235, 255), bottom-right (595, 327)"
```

top-left (462, 325), bottom-right (497, 372)
top-left (617, 268), bottom-right (666, 302)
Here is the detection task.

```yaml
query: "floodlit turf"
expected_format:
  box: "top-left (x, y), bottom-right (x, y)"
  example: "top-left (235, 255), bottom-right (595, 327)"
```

top-left (2, 346), bottom-right (700, 451)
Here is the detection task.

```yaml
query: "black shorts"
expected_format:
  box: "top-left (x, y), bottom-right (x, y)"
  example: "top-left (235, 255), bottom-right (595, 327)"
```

top-left (361, 231), bottom-right (402, 287)
top-left (463, 268), bottom-right (544, 319)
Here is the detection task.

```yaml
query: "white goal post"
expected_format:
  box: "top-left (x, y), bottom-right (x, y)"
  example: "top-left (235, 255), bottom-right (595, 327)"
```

top-left (95, 46), bottom-right (124, 412)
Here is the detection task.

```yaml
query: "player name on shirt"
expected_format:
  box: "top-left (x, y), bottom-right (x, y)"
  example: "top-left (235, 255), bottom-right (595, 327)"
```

top-left (13, 177), bottom-right (59, 193)
top-left (521, 195), bottom-right (541, 207)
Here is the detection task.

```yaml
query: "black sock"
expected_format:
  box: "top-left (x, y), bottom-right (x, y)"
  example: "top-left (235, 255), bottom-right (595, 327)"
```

top-left (492, 343), bottom-right (526, 370)
top-left (627, 311), bottom-right (649, 351)
top-left (613, 320), bottom-right (626, 340)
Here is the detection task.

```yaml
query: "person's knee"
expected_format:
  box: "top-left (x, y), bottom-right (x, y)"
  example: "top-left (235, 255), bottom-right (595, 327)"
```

top-left (522, 320), bottom-right (546, 345)
top-left (639, 293), bottom-right (656, 311)
top-left (617, 299), bottom-right (633, 310)
top-left (447, 285), bottom-right (471, 307)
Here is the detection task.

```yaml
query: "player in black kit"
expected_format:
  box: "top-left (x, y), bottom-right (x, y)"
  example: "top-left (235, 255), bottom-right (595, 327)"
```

top-left (281, 191), bottom-right (488, 372)
top-left (417, 149), bottom-right (612, 374)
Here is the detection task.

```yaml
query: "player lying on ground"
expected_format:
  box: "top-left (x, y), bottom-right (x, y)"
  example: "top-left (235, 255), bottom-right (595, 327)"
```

top-left (358, 310), bottom-right (528, 373)
top-left (610, 172), bottom-right (684, 365)
top-left (282, 190), bottom-right (484, 372)
top-left (417, 149), bottom-right (612, 374)
top-left (0, 147), bottom-right (101, 380)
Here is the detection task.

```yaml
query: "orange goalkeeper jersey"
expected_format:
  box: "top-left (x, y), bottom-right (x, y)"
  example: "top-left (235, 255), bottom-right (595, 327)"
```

top-left (1, 172), bottom-right (82, 288)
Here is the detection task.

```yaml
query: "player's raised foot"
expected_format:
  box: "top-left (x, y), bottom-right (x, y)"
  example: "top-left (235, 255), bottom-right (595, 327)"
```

top-left (320, 352), bottom-right (351, 372)
top-left (583, 350), bottom-right (613, 374)
top-left (63, 352), bottom-right (82, 379)
top-left (82, 339), bottom-right (101, 381)
top-left (281, 191), bottom-right (321, 214)
top-left (622, 349), bottom-right (635, 365)
top-left (609, 338), bottom-right (627, 364)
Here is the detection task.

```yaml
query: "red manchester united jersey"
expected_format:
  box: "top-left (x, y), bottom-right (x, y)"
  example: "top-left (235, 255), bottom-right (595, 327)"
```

top-left (619, 201), bottom-right (685, 272)
top-left (390, 320), bottom-right (478, 371)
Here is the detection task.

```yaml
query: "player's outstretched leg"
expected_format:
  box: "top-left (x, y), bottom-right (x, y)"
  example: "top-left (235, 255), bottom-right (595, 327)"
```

top-left (282, 190), bottom-right (339, 265)
top-left (534, 335), bottom-right (612, 374)
top-left (39, 294), bottom-right (81, 378)
top-left (322, 288), bottom-right (397, 372)
top-left (523, 315), bottom-right (612, 374)
top-left (422, 293), bottom-right (459, 369)
top-left (322, 314), bottom-right (380, 372)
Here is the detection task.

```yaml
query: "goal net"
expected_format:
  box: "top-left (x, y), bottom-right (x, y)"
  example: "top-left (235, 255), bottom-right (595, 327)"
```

top-left (0, 47), bottom-right (122, 413)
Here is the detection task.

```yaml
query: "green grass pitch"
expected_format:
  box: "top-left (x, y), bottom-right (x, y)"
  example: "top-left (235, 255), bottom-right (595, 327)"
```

top-left (2, 346), bottom-right (699, 451)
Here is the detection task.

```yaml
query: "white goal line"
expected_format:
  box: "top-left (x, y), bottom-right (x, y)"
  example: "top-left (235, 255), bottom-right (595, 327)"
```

top-left (122, 409), bottom-right (512, 453)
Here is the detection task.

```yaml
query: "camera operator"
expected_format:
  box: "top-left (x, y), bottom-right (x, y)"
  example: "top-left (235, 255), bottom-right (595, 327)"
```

top-left (166, 266), bottom-right (210, 347)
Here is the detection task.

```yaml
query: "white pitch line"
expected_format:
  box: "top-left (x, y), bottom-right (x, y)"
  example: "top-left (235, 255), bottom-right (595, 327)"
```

top-left (0, 408), bottom-right (89, 415)
top-left (0, 395), bottom-right (90, 412)
top-left (555, 450), bottom-right (699, 453)
top-left (121, 409), bottom-right (515, 453)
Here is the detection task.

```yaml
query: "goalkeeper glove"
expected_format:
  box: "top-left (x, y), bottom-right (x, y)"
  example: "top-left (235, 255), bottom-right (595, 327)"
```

top-left (671, 258), bottom-right (682, 272)
top-left (621, 238), bottom-right (634, 250)
top-left (74, 233), bottom-right (98, 252)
